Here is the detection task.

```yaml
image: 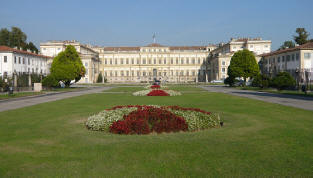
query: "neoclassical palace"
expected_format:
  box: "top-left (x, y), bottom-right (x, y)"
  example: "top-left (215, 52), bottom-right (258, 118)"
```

top-left (39, 38), bottom-right (272, 83)
top-left (93, 43), bottom-right (216, 83)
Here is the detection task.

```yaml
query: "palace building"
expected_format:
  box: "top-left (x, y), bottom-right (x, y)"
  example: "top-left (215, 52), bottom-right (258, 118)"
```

top-left (93, 43), bottom-right (216, 83)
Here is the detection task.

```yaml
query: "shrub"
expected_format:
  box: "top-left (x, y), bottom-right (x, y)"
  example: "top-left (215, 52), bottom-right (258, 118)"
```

top-left (97, 73), bottom-right (103, 83)
top-left (252, 74), bottom-right (270, 88)
top-left (42, 74), bottom-right (59, 87)
top-left (271, 72), bottom-right (296, 90)
top-left (224, 76), bottom-right (236, 86)
top-left (147, 89), bottom-right (169, 96)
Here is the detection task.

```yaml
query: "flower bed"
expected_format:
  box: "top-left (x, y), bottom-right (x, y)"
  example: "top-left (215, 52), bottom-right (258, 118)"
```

top-left (144, 85), bottom-right (168, 89)
top-left (147, 89), bottom-right (169, 96)
top-left (86, 105), bottom-right (221, 134)
top-left (133, 89), bottom-right (181, 96)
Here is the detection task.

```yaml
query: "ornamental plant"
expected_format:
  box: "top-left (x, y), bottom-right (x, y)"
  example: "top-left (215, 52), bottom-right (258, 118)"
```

top-left (147, 89), bottom-right (169, 96)
top-left (86, 105), bottom-right (221, 135)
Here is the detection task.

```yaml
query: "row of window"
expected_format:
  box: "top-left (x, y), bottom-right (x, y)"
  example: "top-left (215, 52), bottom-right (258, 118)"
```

top-left (103, 70), bottom-right (206, 77)
top-left (267, 53), bottom-right (300, 64)
top-left (1, 56), bottom-right (45, 66)
top-left (101, 57), bottom-right (207, 65)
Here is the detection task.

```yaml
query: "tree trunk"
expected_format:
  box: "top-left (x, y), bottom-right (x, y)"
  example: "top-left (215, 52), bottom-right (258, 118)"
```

top-left (243, 77), bottom-right (247, 87)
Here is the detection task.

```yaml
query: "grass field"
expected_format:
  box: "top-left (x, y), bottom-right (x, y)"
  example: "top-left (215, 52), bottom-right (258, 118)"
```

top-left (0, 86), bottom-right (313, 177)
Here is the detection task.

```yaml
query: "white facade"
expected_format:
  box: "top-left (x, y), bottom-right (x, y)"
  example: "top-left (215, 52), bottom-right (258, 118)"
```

top-left (93, 44), bottom-right (216, 83)
top-left (261, 42), bottom-right (313, 81)
top-left (209, 38), bottom-right (272, 81)
top-left (0, 46), bottom-right (50, 77)
top-left (40, 40), bottom-right (100, 83)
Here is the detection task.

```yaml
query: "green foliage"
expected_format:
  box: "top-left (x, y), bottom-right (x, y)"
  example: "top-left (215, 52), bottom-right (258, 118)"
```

top-left (31, 74), bottom-right (42, 84)
top-left (97, 73), bottom-right (103, 83)
top-left (224, 76), bottom-right (236, 87)
top-left (50, 45), bottom-right (85, 87)
top-left (294, 28), bottom-right (309, 45)
top-left (252, 74), bottom-right (270, 88)
top-left (228, 49), bottom-right (260, 84)
top-left (272, 72), bottom-right (296, 90)
top-left (42, 74), bottom-right (59, 87)
top-left (279, 41), bottom-right (295, 50)
top-left (0, 27), bottom-right (38, 53)
top-left (16, 73), bottom-right (29, 87)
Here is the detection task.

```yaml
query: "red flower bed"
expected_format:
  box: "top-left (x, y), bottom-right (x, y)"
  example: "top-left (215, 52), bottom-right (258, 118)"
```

top-left (147, 89), bottom-right (169, 96)
top-left (150, 85), bottom-right (161, 89)
top-left (110, 107), bottom-right (188, 134)
top-left (164, 105), bottom-right (211, 115)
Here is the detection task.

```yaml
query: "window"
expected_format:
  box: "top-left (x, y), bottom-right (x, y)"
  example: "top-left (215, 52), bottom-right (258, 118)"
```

top-left (198, 58), bottom-right (201, 64)
top-left (137, 59), bottom-right (140, 64)
top-left (181, 58), bottom-right (184, 64)
top-left (143, 59), bottom-right (146, 64)
top-left (222, 68), bottom-right (225, 73)
top-left (278, 57), bottom-right (280, 63)
top-left (304, 53), bottom-right (311, 59)
top-left (121, 71), bottom-right (124, 76)
top-left (186, 58), bottom-right (189, 64)
top-left (85, 62), bottom-right (88, 67)
top-left (192, 58), bottom-right (195, 64)
top-left (115, 59), bottom-right (117, 65)
top-left (265, 45), bottom-right (268, 48)
top-left (222, 61), bottom-right (225, 65)
top-left (110, 59), bottom-right (112, 65)
top-left (250, 45), bottom-right (254, 48)
top-left (164, 59), bottom-right (166, 64)
top-left (192, 71), bottom-right (195, 76)
top-left (131, 58), bottom-right (134, 64)
top-left (28, 58), bottom-right (30, 65)
top-left (86, 69), bottom-right (88, 74)
top-left (159, 59), bottom-right (162, 64)
top-left (176, 58), bottom-right (179, 64)
top-left (154, 58), bottom-right (156, 64)
top-left (19, 57), bottom-right (21, 64)
top-left (137, 71), bottom-right (140, 76)
top-left (120, 58), bottom-right (124, 64)
top-left (171, 58), bottom-right (173, 64)
top-left (286, 55), bottom-right (290, 62)
top-left (131, 71), bottom-right (134, 76)
top-left (105, 59), bottom-right (107, 64)
top-left (126, 71), bottom-right (129, 76)
top-left (115, 71), bottom-right (118, 76)
top-left (296, 53), bottom-right (299, 60)
top-left (233, 46), bottom-right (236, 49)
top-left (14, 56), bottom-right (16, 63)
top-left (292, 54), bottom-right (295, 61)
top-left (4, 56), bottom-right (7, 63)
top-left (282, 56), bottom-right (285, 62)
top-left (143, 72), bottom-right (146, 76)
top-left (148, 59), bottom-right (151, 64)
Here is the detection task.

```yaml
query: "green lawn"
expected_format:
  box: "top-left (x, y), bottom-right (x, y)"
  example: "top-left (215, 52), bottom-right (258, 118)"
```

top-left (238, 86), bottom-right (313, 97)
top-left (0, 86), bottom-right (313, 177)
top-left (0, 92), bottom-right (44, 100)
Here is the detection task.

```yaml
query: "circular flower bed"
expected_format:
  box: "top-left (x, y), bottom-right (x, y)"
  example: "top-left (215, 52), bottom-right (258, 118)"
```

top-left (147, 89), bottom-right (169, 96)
top-left (133, 89), bottom-right (181, 96)
top-left (86, 105), bottom-right (221, 135)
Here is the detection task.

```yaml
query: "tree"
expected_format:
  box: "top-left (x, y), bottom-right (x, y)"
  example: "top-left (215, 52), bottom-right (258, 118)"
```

top-left (42, 74), bottom-right (59, 87)
top-left (279, 41), bottom-right (295, 50)
top-left (50, 45), bottom-right (85, 87)
top-left (0, 28), bottom-right (10, 46)
top-left (97, 73), bottom-right (103, 83)
top-left (294, 28), bottom-right (309, 45)
top-left (0, 27), bottom-right (38, 53)
top-left (271, 72), bottom-right (295, 90)
top-left (227, 49), bottom-right (260, 86)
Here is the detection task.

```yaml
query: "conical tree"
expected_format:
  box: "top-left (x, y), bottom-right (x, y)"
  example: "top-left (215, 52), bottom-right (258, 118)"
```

top-left (50, 45), bottom-right (85, 87)
top-left (228, 49), bottom-right (259, 86)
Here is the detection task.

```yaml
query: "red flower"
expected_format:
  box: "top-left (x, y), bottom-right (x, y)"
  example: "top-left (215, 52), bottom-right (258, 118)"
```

top-left (147, 89), bottom-right (169, 96)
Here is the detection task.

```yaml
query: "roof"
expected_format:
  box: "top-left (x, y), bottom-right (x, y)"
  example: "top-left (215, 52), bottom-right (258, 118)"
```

top-left (101, 44), bottom-right (210, 52)
top-left (0, 46), bottom-right (51, 58)
top-left (102, 47), bottom-right (140, 51)
top-left (145, 43), bottom-right (164, 47)
top-left (261, 42), bottom-right (313, 57)
top-left (169, 46), bottom-right (207, 50)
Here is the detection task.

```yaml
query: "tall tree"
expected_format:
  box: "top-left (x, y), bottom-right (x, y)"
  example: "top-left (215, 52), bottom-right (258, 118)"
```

top-left (9, 27), bottom-right (27, 49)
top-left (50, 45), bottom-right (85, 87)
top-left (227, 49), bottom-right (259, 85)
top-left (279, 40), bottom-right (295, 50)
top-left (294, 28), bottom-right (309, 45)
top-left (27, 42), bottom-right (39, 54)
top-left (0, 28), bottom-right (10, 46)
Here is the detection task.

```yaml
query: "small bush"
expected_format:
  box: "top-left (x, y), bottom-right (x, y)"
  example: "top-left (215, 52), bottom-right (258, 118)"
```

top-left (224, 76), bottom-right (236, 86)
top-left (272, 72), bottom-right (296, 90)
top-left (97, 73), bottom-right (103, 83)
top-left (42, 75), bottom-right (59, 87)
top-left (252, 74), bottom-right (270, 88)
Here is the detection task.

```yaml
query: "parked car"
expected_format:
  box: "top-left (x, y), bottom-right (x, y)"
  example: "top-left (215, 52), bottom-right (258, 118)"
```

top-left (210, 80), bottom-right (224, 84)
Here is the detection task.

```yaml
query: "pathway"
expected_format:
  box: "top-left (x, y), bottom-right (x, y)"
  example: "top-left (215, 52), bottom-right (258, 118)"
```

top-left (200, 85), bottom-right (313, 111)
top-left (0, 86), bottom-right (112, 112)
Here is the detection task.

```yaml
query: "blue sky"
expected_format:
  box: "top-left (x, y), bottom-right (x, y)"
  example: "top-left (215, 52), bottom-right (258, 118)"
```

top-left (1, 0), bottom-right (313, 50)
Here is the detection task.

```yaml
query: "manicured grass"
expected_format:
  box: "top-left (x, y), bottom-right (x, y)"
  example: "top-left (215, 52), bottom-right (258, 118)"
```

top-left (0, 92), bottom-right (44, 100)
top-left (104, 86), bottom-right (145, 92)
top-left (238, 86), bottom-right (313, 97)
top-left (0, 86), bottom-right (313, 177)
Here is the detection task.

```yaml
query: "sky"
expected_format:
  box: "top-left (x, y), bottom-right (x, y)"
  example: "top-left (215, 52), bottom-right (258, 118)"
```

top-left (1, 0), bottom-right (313, 50)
